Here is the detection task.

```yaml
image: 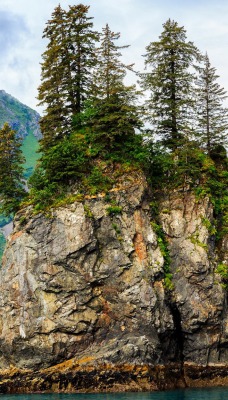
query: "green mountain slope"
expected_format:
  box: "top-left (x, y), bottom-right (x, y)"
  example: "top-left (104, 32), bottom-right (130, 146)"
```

top-left (0, 90), bottom-right (41, 139)
top-left (22, 130), bottom-right (40, 179)
top-left (0, 90), bottom-right (41, 178)
top-left (0, 91), bottom-right (41, 261)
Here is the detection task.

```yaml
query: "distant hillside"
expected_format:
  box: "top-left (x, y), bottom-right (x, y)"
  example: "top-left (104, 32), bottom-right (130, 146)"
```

top-left (0, 91), bottom-right (42, 261)
top-left (0, 90), bottom-right (41, 139)
top-left (0, 90), bottom-right (41, 178)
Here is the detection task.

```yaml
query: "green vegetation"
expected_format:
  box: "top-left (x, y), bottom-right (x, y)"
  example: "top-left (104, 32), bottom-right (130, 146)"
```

top-left (140, 19), bottom-right (201, 150)
top-left (0, 8), bottom-right (227, 288)
top-left (21, 131), bottom-right (40, 179)
top-left (112, 223), bottom-right (121, 235)
top-left (201, 216), bottom-right (217, 236)
top-left (37, 4), bottom-right (99, 149)
top-left (0, 90), bottom-right (41, 140)
top-left (84, 204), bottom-right (93, 218)
top-left (0, 232), bottom-right (6, 261)
top-left (84, 166), bottom-right (113, 195)
top-left (0, 123), bottom-right (26, 216)
top-left (196, 53), bottom-right (228, 154)
top-left (24, 10), bottom-right (228, 294)
top-left (215, 263), bottom-right (228, 290)
top-left (0, 92), bottom-right (40, 263)
top-left (86, 23), bottom-right (142, 154)
top-left (106, 206), bottom-right (122, 216)
top-left (30, 4), bottom-right (145, 211)
top-left (151, 222), bottom-right (173, 291)
top-left (0, 91), bottom-right (40, 180)
top-left (189, 231), bottom-right (208, 251)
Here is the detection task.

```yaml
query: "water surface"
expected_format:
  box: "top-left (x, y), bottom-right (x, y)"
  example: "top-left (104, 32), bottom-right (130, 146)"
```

top-left (1, 387), bottom-right (228, 400)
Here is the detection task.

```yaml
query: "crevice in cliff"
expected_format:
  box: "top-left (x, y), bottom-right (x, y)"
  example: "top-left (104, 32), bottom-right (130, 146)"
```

top-left (169, 301), bottom-right (184, 363)
top-left (217, 290), bottom-right (228, 362)
top-left (161, 298), bottom-right (186, 385)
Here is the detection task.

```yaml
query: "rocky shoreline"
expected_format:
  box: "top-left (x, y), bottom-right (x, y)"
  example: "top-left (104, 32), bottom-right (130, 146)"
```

top-left (0, 362), bottom-right (228, 393)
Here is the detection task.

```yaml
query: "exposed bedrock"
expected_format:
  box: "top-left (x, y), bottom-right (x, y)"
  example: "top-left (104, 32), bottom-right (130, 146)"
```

top-left (0, 175), bottom-right (227, 392)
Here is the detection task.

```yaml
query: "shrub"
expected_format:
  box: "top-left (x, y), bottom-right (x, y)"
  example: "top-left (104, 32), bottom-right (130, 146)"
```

top-left (106, 206), bottom-right (122, 216)
top-left (216, 263), bottom-right (228, 290)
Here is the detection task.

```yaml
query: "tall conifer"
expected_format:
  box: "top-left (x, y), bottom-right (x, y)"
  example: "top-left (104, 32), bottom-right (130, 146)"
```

top-left (141, 19), bottom-right (201, 150)
top-left (0, 123), bottom-right (26, 215)
top-left (38, 5), bottom-right (68, 146)
top-left (87, 24), bottom-right (142, 153)
top-left (196, 53), bottom-right (228, 154)
top-left (38, 4), bottom-right (98, 149)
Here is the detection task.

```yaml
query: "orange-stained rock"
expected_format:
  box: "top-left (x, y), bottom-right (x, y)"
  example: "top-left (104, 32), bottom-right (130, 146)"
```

top-left (0, 173), bottom-right (227, 392)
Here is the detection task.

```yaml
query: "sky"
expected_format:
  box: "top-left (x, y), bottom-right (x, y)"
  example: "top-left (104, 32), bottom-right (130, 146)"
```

top-left (1, 0), bottom-right (228, 113)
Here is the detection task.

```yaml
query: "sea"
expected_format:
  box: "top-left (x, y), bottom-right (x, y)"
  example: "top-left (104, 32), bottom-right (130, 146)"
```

top-left (0, 388), bottom-right (228, 400)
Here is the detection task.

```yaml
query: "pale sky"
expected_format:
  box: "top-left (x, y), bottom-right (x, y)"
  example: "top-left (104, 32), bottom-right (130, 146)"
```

top-left (1, 0), bottom-right (228, 113)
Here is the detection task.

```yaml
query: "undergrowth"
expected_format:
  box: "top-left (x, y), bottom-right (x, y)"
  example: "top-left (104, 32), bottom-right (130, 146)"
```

top-left (150, 221), bottom-right (173, 291)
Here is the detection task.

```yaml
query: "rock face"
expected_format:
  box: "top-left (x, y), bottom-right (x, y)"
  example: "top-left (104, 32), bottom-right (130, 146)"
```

top-left (0, 176), bottom-right (227, 392)
top-left (160, 193), bottom-right (227, 365)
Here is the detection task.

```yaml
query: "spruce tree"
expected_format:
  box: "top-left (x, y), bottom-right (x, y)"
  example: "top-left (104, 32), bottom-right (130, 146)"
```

top-left (87, 24), bottom-right (142, 155)
top-left (38, 4), bottom-right (98, 149)
top-left (65, 5), bottom-right (98, 116)
top-left (37, 5), bottom-right (68, 147)
top-left (141, 19), bottom-right (201, 150)
top-left (92, 24), bottom-right (133, 99)
top-left (196, 53), bottom-right (228, 155)
top-left (0, 123), bottom-right (26, 215)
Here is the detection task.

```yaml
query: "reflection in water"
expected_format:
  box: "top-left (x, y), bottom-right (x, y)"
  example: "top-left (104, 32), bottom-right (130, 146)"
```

top-left (0, 388), bottom-right (228, 400)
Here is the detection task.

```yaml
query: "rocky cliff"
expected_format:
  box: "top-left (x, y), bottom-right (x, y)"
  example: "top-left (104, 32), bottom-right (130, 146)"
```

top-left (0, 174), bottom-right (227, 393)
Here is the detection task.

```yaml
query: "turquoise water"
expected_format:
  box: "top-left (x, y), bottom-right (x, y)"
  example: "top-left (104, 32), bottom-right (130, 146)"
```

top-left (0, 388), bottom-right (228, 400)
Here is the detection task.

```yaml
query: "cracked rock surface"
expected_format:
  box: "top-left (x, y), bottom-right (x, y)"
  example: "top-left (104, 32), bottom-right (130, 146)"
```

top-left (0, 176), bottom-right (227, 392)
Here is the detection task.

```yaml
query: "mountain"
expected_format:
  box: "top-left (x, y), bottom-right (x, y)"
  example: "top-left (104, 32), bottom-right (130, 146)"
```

top-left (0, 90), bottom-right (41, 179)
top-left (0, 91), bottom-right (41, 259)
top-left (0, 172), bottom-right (227, 392)
top-left (0, 90), bottom-right (41, 139)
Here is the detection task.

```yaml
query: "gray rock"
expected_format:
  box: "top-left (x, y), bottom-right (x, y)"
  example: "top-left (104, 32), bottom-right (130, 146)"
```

top-left (0, 177), bottom-right (227, 389)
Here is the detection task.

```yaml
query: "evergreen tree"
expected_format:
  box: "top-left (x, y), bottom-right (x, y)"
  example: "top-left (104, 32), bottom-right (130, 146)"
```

top-left (38, 4), bottom-right (98, 149)
top-left (196, 53), bottom-right (228, 155)
top-left (65, 5), bottom-right (98, 116)
top-left (93, 24), bottom-right (133, 99)
top-left (141, 19), bottom-right (201, 150)
top-left (37, 5), bottom-right (68, 146)
top-left (0, 123), bottom-right (26, 215)
top-left (86, 24), bottom-right (142, 155)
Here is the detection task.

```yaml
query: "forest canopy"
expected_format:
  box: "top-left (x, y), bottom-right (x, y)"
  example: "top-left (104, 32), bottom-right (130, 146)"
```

top-left (0, 4), bottom-right (227, 218)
